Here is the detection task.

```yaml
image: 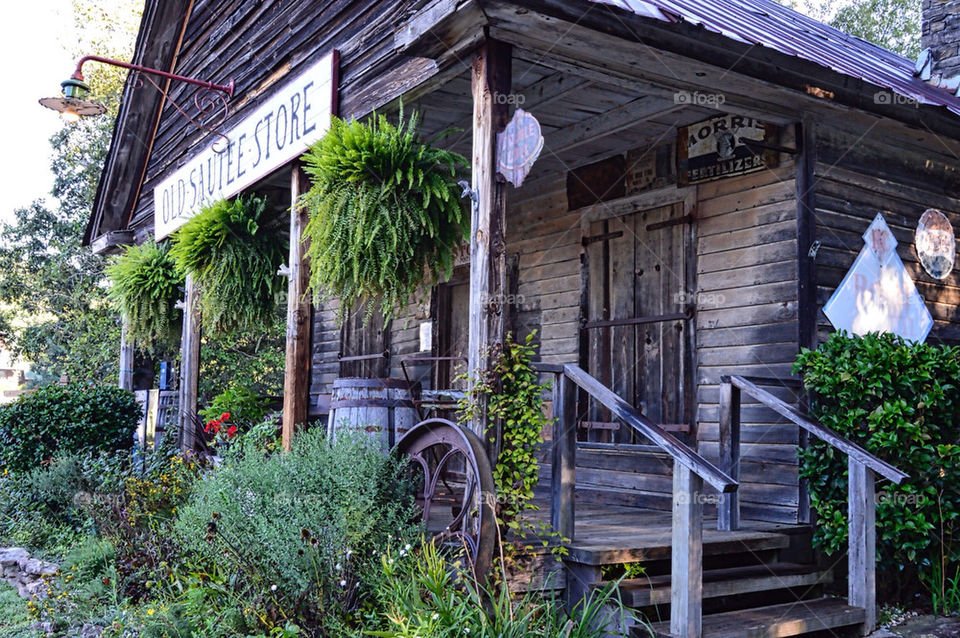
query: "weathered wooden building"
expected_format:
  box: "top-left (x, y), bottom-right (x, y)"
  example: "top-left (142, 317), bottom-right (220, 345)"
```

top-left (83, 0), bottom-right (960, 635)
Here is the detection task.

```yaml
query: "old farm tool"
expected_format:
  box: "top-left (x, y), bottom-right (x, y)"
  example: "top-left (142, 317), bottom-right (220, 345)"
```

top-left (396, 418), bottom-right (497, 579)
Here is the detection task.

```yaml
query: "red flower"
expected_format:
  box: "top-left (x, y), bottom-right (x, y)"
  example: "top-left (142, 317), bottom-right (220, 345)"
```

top-left (221, 412), bottom-right (231, 422)
top-left (226, 425), bottom-right (238, 438)
top-left (213, 422), bottom-right (221, 434)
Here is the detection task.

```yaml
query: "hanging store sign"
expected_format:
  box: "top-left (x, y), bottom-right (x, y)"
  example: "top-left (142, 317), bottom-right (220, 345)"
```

top-left (677, 114), bottom-right (779, 185)
top-left (824, 213), bottom-right (933, 343)
top-left (153, 51), bottom-right (338, 239)
top-left (497, 109), bottom-right (543, 187)
top-left (915, 208), bottom-right (956, 280)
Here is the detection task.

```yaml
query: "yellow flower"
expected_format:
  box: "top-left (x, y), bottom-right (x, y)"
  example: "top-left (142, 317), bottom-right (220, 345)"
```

top-left (147, 608), bottom-right (155, 616)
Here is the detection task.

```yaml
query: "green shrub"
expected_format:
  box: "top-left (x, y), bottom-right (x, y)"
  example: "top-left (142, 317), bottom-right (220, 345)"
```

top-left (301, 110), bottom-right (469, 320)
top-left (170, 195), bottom-right (286, 335)
top-left (173, 430), bottom-right (419, 633)
top-left (105, 241), bottom-right (182, 353)
top-left (363, 539), bottom-right (641, 637)
top-left (199, 383), bottom-right (271, 431)
top-left (794, 331), bottom-right (960, 599)
top-left (0, 384), bottom-right (139, 474)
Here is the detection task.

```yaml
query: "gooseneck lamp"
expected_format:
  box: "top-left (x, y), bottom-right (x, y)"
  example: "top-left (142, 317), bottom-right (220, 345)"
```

top-left (40, 55), bottom-right (235, 125)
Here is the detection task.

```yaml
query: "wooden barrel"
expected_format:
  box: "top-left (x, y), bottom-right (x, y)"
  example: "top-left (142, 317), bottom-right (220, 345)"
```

top-left (327, 378), bottom-right (421, 451)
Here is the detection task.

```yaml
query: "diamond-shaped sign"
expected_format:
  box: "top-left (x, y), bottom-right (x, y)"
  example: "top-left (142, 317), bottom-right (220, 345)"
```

top-left (824, 213), bottom-right (933, 343)
top-left (863, 213), bottom-right (897, 265)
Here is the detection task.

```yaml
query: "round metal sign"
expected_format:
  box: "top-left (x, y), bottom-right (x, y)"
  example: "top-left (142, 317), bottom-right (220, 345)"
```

top-left (915, 208), bottom-right (956, 280)
top-left (497, 109), bottom-right (543, 187)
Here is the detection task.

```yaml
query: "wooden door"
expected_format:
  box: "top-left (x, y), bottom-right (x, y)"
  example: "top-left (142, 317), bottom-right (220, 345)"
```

top-left (435, 266), bottom-right (471, 390)
top-left (339, 303), bottom-right (391, 378)
top-left (582, 203), bottom-right (695, 443)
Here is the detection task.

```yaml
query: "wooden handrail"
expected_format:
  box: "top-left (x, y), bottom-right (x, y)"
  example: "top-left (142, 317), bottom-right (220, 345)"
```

top-left (724, 375), bottom-right (907, 484)
top-left (563, 364), bottom-right (736, 493)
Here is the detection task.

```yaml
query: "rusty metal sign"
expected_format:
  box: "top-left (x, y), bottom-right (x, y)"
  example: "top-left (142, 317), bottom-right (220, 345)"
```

top-left (677, 114), bottom-right (779, 185)
top-left (497, 109), bottom-right (543, 187)
top-left (915, 208), bottom-right (956, 280)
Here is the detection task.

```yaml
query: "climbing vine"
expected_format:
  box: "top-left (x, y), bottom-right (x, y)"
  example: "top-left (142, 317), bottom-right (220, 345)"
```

top-left (300, 109), bottom-right (469, 321)
top-left (461, 332), bottom-right (553, 532)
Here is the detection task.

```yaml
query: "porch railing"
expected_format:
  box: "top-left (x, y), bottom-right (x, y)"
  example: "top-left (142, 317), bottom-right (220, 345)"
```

top-left (533, 362), bottom-right (737, 638)
top-left (719, 375), bottom-right (908, 634)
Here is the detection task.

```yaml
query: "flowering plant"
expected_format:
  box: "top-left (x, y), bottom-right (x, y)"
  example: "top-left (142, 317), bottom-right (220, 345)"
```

top-left (203, 412), bottom-right (238, 446)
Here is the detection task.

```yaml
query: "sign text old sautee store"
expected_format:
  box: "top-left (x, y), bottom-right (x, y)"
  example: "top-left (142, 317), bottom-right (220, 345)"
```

top-left (82, 0), bottom-right (960, 636)
top-left (153, 52), bottom-right (337, 238)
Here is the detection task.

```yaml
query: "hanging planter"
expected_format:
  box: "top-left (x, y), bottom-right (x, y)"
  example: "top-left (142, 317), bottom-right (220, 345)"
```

top-left (170, 195), bottom-right (286, 334)
top-left (106, 241), bottom-right (183, 353)
top-left (300, 110), bottom-right (469, 321)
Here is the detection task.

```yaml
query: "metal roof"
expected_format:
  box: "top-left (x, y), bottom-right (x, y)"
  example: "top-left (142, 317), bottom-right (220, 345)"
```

top-left (591, 0), bottom-right (960, 117)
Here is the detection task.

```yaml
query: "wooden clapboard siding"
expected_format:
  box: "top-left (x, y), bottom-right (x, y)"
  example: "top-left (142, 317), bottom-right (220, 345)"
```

top-left (309, 298), bottom-right (340, 417)
top-left (695, 156), bottom-right (802, 523)
top-left (812, 125), bottom-right (960, 345)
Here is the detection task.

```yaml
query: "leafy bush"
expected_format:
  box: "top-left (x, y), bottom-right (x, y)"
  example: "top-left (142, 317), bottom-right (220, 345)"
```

top-left (794, 331), bottom-right (960, 599)
top-left (364, 539), bottom-right (641, 637)
top-left (301, 110), bottom-right (468, 320)
top-left (0, 384), bottom-right (139, 474)
top-left (199, 383), bottom-right (271, 431)
top-left (173, 430), bottom-right (419, 634)
top-left (105, 241), bottom-right (182, 353)
top-left (170, 196), bottom-right (286, 334)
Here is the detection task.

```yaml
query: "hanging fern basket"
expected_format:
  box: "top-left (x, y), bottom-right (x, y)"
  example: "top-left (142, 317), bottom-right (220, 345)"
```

top-left (300, 110), bottom-right (469, 321)
top-left (170, 195), bottom-right (286, 335)
top-left (105, 241), bottom-right (183, 354)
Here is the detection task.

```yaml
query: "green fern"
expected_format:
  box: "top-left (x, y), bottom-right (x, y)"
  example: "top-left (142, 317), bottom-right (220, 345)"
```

top-left (105, 241), bottom-right (183, 353)
top-left (170, 196), bottom-right (286, 335)
top-left (300, 109), bottom-right (469, 321)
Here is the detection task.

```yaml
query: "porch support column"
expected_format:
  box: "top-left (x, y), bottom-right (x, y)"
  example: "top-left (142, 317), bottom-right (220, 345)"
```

top-left (119, 314), bottom-right (134, 392)
top-left (467, 36), bottom-right (511, 439)
top-left (283, 162), bottom-right (313, 452)
top-left (177, 275), bottom-right (201, 451)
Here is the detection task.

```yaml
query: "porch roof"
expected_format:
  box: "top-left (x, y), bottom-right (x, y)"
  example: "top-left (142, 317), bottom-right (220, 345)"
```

top-left (591, 0), bottom-right (960, 116)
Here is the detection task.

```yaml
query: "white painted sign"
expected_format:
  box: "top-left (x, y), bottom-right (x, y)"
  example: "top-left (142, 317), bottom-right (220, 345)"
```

top-left (153, 51), bottom-right (337, 239)
top-left (824, 213), bottom-right (933, 343)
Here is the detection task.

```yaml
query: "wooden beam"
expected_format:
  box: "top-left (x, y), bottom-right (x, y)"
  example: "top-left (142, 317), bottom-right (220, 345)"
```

top-left (177, 275), bottom-right (200, 452)
top-left (717, 381), bottom-right (740, 531)
top-left (551, 371), bottom-right (577, 541)
top-left (119, 315), bottom-right (134, 392)
top-left (545, 97), bottom-right (681, 156)
top-left (283, 163), bottom-right (313, 452)
top-left (671, 460), bottom-right (704, 638)
top-left (848, 459), bottom-right (876, 634)
top-left (91, 230), bottom-right (136, 256)
top-left (467, 37), bottom-right (511, 438)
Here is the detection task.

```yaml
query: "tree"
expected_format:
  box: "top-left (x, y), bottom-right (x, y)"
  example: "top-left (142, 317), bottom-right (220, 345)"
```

top-left (0, 0), bottom-right (141, 384)
top-left (782, 0), bottom-right (921, 59)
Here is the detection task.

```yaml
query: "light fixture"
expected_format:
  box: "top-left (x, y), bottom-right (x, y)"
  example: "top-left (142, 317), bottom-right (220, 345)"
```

top-left (40, 55), bottom-right (234, 131)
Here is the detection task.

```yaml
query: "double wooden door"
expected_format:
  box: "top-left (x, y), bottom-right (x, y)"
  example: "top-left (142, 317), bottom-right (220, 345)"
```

top-left (582, 203), bottom-right (695, 443)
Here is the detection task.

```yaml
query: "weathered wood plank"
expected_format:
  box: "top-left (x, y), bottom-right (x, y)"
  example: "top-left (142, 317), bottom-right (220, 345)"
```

top-left (717, 382), bottom-right (740, 531)
top-left (849, 459), bottom-right (877, 634)
top-left (671, 460), bottom-right (703, 638)
top-left (177, 276), bottom-right (200, 451)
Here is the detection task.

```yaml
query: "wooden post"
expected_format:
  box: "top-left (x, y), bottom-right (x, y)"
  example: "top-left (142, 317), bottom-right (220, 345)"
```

top-left (671, 460), bottom-right (703, 638)
top-left (466, 38), bottom-right (511, 438)
top-left (848, 459), bottom-right (876, 634)
top-left (119, 314), bottom-right (134, 392)
top-left (551, 371), bottom-right (577, 541)
top-left (717, 381), bottom-right (740, 531)
top-left (283, 163), bottom-right (313, 452)
top-left (177, 275), bottom-right (201, 451)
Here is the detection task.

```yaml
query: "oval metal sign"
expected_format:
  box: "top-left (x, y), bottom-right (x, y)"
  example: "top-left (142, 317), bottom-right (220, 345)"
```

top-left (497, 109), bottom-right (543, 188)
top-left (915, 208), bottom-right (956, 280)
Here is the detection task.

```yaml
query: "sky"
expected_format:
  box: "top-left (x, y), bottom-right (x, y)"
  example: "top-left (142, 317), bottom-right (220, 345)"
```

top-left (0, 1), bottom-right (73, 224)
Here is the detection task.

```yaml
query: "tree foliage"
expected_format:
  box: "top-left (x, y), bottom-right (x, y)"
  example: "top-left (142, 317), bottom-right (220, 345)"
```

top-left (0, 0), bottom-right (141, 384)
top-left (782, 0), bottom-right (920, 59)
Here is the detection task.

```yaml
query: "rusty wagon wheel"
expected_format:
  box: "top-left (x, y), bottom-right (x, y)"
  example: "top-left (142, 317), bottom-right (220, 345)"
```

top-left (396, 418), bottom-right (497, 580)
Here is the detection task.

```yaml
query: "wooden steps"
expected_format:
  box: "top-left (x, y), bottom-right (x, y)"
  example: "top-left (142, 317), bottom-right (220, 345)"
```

top-left (566, 527), bottom-right (790, 565)
top-left (646, 597), bottom-right (865, 638)
top-left (613, 562), bottom-right (832, 607)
